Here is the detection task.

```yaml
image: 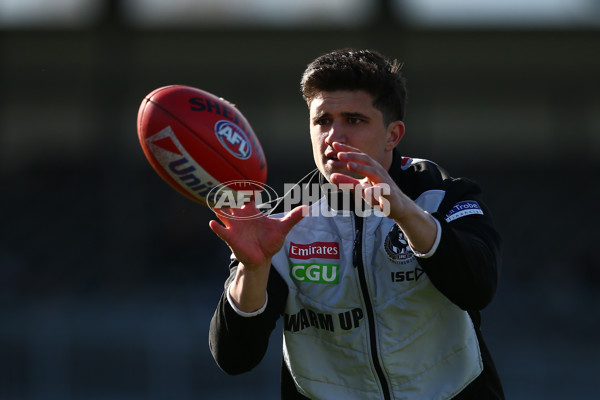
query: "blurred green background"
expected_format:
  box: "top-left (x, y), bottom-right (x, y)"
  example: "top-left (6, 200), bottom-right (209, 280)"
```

top-left (1, 0), bottom-right (599, 399)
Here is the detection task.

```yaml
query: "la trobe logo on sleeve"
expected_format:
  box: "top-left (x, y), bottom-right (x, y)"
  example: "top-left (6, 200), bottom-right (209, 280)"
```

top-left (445, 200), bottom-right (483, 222)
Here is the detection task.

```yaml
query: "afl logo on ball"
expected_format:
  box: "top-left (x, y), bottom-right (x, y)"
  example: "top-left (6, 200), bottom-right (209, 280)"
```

top-left (215, 120), bottom-right (252, 160)
top-left (384, 224), bottom-right (415, 265)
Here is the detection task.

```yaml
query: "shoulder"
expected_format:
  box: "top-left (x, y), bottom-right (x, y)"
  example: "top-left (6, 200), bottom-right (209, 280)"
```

top-left (391, 153), bottom-right (489, 214)
top-left (390, 154), bottom-right (452, 199)
top-left (397, 156), bottom-right (450, 181)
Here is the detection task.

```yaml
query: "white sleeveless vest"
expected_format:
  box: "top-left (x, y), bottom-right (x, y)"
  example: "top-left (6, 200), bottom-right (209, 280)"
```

top-left (271, 193), bottom-right (482, 400)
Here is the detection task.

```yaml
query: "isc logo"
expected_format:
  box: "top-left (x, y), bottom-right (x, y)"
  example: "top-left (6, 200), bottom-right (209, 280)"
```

top-left (291, 263), bottom-right (339, 284)
top-left (215, 120), bottom-right (251, 160)
top-left (390, 267), bottom-right (425, 283)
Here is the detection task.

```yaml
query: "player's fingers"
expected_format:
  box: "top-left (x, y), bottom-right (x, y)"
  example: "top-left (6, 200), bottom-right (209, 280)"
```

top-left (346, 161), bottom-right (382, 182)
top-left (337, 151), bottom-right (372, 165)
top-left (208, 219), bottom-right (230, 243)
top-left (280, 205), bottom-right (309, 235)
top-left (332, 141), bottom-right (361, 153)
top-left (230, 201), bottom-right (262, 218)
top-left (333, 142), bottom-right (380, 169)
top-left (212, 208), bottom-right (233, 227)
top-left (330, 173), bottom-right (361, 187)
top-left (362, 185), bottom-right (378, 206)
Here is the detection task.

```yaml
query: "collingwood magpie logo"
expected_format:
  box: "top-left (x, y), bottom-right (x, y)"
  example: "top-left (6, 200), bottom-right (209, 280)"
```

top-left (384, 224), bottom-right (415, 265)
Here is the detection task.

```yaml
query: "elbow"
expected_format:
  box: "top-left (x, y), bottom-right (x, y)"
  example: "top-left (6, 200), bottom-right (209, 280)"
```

top-left (455, 261), bottom-right (499, 311)
top-left (209, 342), bottom-right (251, 376)
top-left (216, 361), bottom-right (253, 376)
top-left (209, 335), bottom-right (262, 375)
top-left (466, 281), bottom-right (496, 311)
top-left (452, 283), bottom-right (496, 311)
top-left (460, 238), bottom-right (501, 311)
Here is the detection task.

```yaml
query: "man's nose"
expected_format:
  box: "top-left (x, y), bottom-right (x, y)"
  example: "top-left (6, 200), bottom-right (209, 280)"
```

top-left (325, 123), bottom-right (345, 146)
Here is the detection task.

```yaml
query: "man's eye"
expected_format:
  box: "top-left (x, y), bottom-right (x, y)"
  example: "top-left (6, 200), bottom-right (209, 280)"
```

top-left (348, 118), bottom-right (363, 125)
top-left (316, 118), bottom-right (330, 126)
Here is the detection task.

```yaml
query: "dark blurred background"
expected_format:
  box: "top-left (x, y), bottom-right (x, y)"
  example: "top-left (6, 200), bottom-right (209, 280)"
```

top-left (1, 0), bottom-right (599, 399)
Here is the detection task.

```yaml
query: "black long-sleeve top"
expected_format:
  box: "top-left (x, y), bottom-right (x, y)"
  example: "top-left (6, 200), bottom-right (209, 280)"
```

top-left (209, 151), bottom-right (505, 399)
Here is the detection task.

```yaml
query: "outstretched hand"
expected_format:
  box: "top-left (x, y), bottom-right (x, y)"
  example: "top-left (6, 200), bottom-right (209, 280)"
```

top-left (209, 202), bottom-right (308, 269)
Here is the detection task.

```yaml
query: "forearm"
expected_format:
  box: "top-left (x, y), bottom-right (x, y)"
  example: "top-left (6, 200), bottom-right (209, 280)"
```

top-left (394, 202), bottom-right (439, 255)
top-left (209, 291), bottom-right (274, 374)
top-left (418, 215), bottom-right (501, 310)
top-left (209, 263), bottom-right (288, 375)
top-left (228, 260), bottom-right (271, 313)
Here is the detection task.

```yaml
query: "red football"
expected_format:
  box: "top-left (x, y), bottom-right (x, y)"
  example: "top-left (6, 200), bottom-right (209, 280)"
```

top-left (137, 85), bottom-right (267, 206)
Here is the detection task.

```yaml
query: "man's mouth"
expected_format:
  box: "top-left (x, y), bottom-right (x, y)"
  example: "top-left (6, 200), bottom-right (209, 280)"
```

top-left (325, 150), bottom-right (339, 162)
top-left (325, 152), bottom-right (345, 170)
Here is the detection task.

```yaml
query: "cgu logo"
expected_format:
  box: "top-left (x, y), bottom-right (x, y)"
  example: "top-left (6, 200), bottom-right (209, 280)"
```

top-left (290, 263), bottom-right (339, 284)
top-left (215, 120), bottom-right (251, 160)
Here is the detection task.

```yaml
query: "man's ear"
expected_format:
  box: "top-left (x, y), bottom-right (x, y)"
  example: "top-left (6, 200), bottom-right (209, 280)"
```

top-left (386, 121), bottom-right (405, 151)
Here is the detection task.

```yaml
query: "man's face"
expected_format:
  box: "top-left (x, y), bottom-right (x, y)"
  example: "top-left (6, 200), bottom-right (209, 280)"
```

top-left (308, 90), bottom-right (402, 182)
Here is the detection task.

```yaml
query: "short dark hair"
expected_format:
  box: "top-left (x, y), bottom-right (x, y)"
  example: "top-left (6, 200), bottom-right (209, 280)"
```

top-left (300, 49), bottom-right (407, 124)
